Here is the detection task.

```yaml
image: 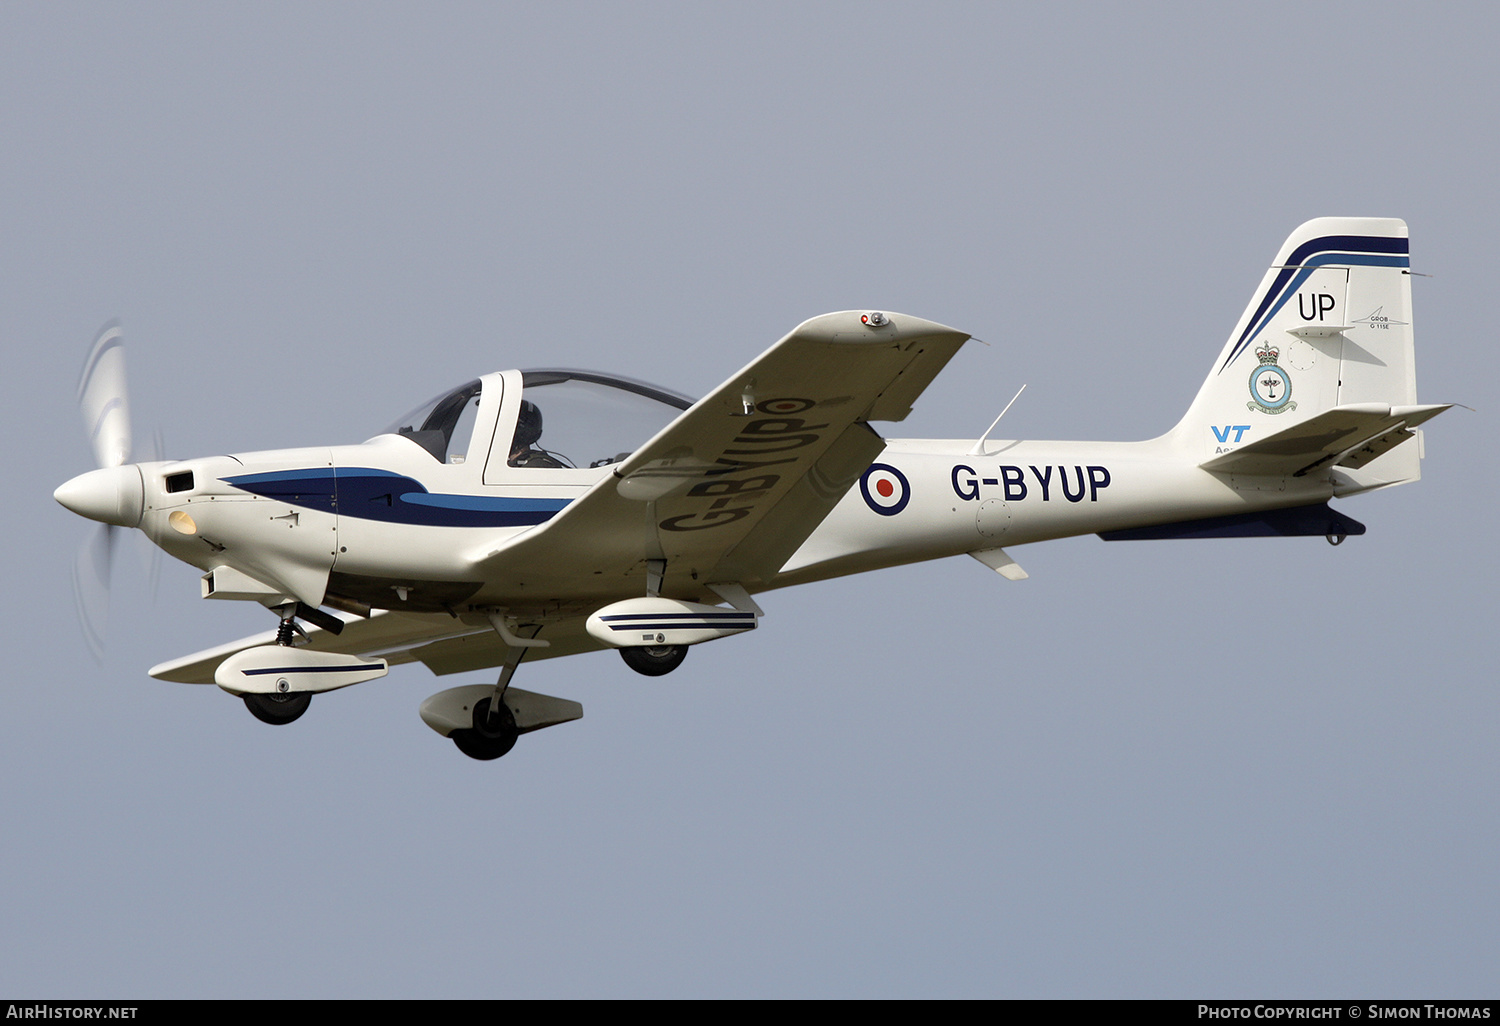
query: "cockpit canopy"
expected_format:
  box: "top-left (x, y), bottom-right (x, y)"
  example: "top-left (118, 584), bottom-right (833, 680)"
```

top-left (384, 369), bottom-right (693, 470)
top-left (384, 379), bottom-right (483, 464)
top-left (508, 370), bottom-right (692, 469)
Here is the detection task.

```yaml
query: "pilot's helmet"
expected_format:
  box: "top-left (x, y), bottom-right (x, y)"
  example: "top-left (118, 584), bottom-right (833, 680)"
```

top-left (514, 399), bottom-right (544, 448)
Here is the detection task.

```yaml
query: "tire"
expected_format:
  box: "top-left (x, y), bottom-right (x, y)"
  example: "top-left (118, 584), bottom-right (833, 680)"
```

top-left (243, 690), bottom-right (312, 725)
top-left (451, 696), bottom-right (519, 761)
top-left (619, 644), bottom-right (688, 677)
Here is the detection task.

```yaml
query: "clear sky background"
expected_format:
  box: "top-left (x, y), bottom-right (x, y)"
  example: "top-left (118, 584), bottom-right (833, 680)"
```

top-left (3, 2), bottom-right (1495, 998)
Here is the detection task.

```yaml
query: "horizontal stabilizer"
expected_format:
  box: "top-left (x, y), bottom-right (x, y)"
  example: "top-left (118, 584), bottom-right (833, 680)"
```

top-left (1099, 502), bottom-right (1366, 541)
top-left (1201, 404), bottom-right (1450, 477)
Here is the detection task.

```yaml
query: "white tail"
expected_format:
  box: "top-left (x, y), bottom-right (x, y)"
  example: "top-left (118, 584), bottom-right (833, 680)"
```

top-left (1169, 217), bottom-right (1430, 487)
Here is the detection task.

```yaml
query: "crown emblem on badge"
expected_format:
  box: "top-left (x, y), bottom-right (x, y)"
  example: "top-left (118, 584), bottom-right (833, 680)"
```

top-left (1255, 343), bottom-right (1280, 365)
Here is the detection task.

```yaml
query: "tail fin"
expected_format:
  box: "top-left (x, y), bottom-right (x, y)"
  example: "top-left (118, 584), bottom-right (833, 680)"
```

top-left (1171, 217), bottom-right (1437, 489)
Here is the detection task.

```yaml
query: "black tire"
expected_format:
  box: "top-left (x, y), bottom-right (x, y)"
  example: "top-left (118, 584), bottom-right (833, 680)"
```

top-left (451, 696), bottom-right (519, 761)
top-left (243, 690), bottom-right (312, 725)
top-left (619, 644), bottom-right (688, 677)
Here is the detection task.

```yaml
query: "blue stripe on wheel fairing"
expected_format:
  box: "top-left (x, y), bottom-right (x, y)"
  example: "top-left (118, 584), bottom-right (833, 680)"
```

top-left (241, 663), bottom-right (387, 675)
top-left (598, 612), bottom-right (754, 621)
top-left (607, 621), bottom-right (757, 632)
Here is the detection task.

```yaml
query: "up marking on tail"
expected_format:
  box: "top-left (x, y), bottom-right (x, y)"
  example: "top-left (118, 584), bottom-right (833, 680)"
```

top-left (1219, 233), bottom-right (1409, 373)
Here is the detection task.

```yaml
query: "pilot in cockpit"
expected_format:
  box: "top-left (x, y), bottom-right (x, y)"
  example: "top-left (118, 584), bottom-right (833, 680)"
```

top-left (507, 400), bottom-right (567, 469)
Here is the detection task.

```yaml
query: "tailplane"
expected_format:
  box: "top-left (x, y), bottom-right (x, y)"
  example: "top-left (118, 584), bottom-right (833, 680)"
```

top-left (1170, 217), bottom-right (1445, 491)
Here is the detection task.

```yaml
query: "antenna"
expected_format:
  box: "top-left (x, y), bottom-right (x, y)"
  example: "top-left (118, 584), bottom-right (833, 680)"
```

top-left (967, 384), bottom-right (1026, 457)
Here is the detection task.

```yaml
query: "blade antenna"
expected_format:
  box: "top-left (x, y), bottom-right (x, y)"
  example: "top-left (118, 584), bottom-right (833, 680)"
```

top-left (967, 384), bottom-right (1026, 457)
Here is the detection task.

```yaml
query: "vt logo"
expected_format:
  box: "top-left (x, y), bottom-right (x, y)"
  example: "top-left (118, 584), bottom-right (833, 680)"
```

top-left (1212, 425), bottom-right (1251, 443)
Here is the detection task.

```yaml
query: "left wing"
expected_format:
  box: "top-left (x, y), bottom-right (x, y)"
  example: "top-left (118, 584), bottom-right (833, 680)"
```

top-left (470, 310), bottom-right (969, 595)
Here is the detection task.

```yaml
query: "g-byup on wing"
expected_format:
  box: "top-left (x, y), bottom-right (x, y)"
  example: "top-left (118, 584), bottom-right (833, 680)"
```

top-left (470, 310), bottom-right (969, 597)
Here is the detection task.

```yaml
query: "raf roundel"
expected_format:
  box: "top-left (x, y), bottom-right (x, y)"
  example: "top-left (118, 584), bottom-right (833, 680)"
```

top-left (859, 463), bottom-right (910, 516)
top-left (756, 397), bottom-right (815, 415)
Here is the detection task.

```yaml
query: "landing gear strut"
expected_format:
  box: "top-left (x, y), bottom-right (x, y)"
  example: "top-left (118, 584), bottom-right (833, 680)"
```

top-left (243, 604), bottom-right (315, 725)
top-left (450, 618), bottom-right (536, 760)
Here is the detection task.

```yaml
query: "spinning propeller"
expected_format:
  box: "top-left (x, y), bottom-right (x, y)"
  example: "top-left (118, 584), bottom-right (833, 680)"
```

top-left (56, 322), bottom-right (159, 657)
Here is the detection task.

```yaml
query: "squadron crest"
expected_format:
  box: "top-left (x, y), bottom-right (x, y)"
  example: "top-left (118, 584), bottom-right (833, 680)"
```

top-left (1248, 342), bottom-right (1296, 414)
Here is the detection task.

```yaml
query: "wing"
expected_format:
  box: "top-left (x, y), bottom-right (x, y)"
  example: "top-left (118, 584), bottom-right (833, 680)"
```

top-left (469, 310), bottom-right (969, 595)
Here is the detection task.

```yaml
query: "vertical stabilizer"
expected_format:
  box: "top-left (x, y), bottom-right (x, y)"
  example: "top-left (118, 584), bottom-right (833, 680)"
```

top-left (1170, 218), bottom-right (1423, 486)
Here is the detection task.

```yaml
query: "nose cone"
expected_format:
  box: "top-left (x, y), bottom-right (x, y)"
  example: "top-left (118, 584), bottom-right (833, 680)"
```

top-left (54, 465), bottom-right (145, 528)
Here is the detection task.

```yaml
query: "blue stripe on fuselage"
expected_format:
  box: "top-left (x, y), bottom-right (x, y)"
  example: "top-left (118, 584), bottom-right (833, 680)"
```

top-left (222, 467), bottom-right (571, 527)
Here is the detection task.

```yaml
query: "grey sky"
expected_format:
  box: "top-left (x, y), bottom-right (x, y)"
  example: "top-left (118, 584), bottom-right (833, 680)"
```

top-left (2, 2), bottom-right (1494, 997)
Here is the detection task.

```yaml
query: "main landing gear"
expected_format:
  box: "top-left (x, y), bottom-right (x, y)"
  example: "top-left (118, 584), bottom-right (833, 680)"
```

top-left (244, 690), bottom-right (312, 725)
top-left (452, 625), bottom-right (531, 761)
top-left (240, 605), bottom-right (323, 726)
top-left (619, 644), bottom-right (688, 677)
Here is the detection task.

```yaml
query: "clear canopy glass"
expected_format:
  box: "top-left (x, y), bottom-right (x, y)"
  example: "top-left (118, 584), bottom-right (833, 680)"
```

top-left (509, 370), bottom-right (693, 470)
top-left (383, 371), bottom-right (693, 469)
top-left (383, 379), bottom-right (483, 464)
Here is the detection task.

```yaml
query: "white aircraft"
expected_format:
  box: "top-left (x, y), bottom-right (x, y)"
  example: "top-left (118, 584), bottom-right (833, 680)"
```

top-left (56, 217), bottom-right (1449, 760)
